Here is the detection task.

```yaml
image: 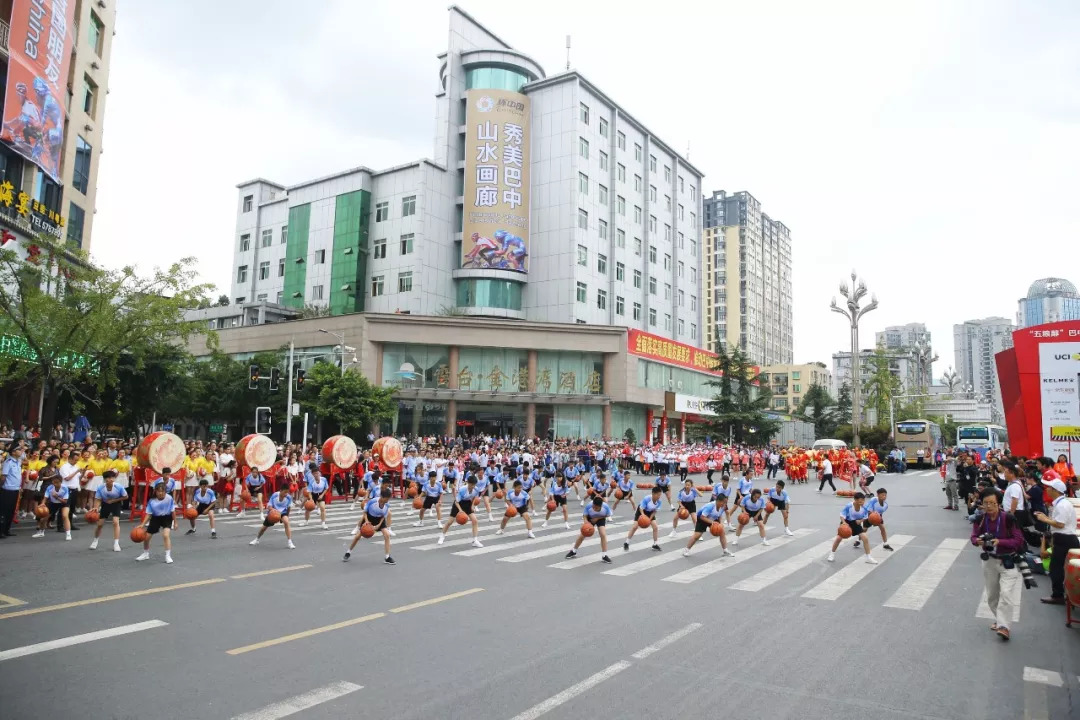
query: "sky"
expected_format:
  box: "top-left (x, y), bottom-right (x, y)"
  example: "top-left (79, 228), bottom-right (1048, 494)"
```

top-left (91, 0), bottom-right (1080, 383)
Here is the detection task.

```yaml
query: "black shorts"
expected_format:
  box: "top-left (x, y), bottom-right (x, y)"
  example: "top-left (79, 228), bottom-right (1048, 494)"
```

top-left (47, 501), bottom-right (65, 518)
top-left (247, 485), bottom-right (264, 496)
top-left (633, 508), bottom-right (655, 523)
top-left (311, 491), bottom-right (326, 504)
top-left (743, 509), bottom-right (763, 522)
top-left (262, 509), bottom-right (289, 528)
top-left (553, 495), bottom-right (567, 507)
top-left (544, 471), bottom-right (554, 478)
top-left (196, 502), bottom-right (212, 516)
top-left (480, 486), bottom-right (490, 497)
top-left (458, 500), bottom-right (474, 515)
top-left (147, 515), bottom-right (172, 534)
top-left (513, 504), bottom-right (529, 515)
top-left (587, 517), bottom-right (607, 528)
top-left (99, 503), bottom-right (121, 519)
top-left (771, 499), bottom-right (787, 512)
top-left (365, 511), bottom-right (386, 528)
top-left (494, 481), bottom-right (505, 491)
top-left (845, 520), bottom-right (864, 537)
top-left (422, 494), bottom-right (441, 509)
top-left (657, 484), bottom-right (671, 493)
top-left (681, 501), bottom-right (697, 514)
top-left (618, 489), bottom-right (633, 501)
top-left (694, 517), bottom-right (718, 534)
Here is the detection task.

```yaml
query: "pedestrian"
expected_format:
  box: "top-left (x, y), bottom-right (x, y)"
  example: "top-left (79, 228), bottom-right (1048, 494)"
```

top-left (970, 488), bottom-right (1024, 640)
top-left (302, 465), bottom-right (330, 529)
top-left (242, 467), bottom-right (267, 520)
top-left (90, 470), bottom-right (126, 551)
top-left (1033, 478), bottom-right (1079, 606)
top-left (817, 455), bottom-right (836, 493)
top-left (496, 479), bottom-right (535, 537)
top-left (37, 474), bottom-right (71, 540)
top-left (862, 487), bottom-right (894, 551)
top-left (0, 444), bottom-right (23, 538)
top-left (136, 482), bottom-right (175, 563)
top-left (669, 478), bottom-right (698, 538)
top-left (655, 470), bottom-right (674, 511)
top-left (541, 475), bottom-right (572, 530)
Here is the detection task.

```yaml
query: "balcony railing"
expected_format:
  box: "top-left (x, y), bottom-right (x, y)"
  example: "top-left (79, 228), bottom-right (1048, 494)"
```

top-left (0, 20), bottom-right (9, 55)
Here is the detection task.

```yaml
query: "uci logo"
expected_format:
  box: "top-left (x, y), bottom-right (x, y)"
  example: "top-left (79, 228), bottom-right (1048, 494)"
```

top-left (1052, 353), bottom-right (1080, 360)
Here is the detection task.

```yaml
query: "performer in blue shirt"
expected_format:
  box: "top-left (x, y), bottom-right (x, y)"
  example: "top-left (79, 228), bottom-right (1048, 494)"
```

top-left (655, 471), bottom-right (674, 511)
top-left (90, 470), bottom-right (127, 552)
top-left (185, 477), bottom-right (218, 538)
top-left (250, 483), bottom-right (296, 550)
top-left (345, 486), bottom-right (395, 564)
top-left (542, 475), bottom-right (573, 531)
top-left (610, 472), bottom-right (635, 518)
top-left (669, 479), bottom-right (699, 538)
top-left (682, 500), bottom-right (735, 558)
top-left (564, 495), bottom-right (613, 563)
top-left (414, 471), bottom-right (445, 527)
top-left (495, 479), bottom-right (535, 538)
top-left (860, 487), bottom-right (893, 551)
top-left (732, 489), bottom-right (769, 547)
top-left (242, 467), bottom-right (267, 520)
top-left (762, 479), bottom-right (795, 537)
top-left (712, 475), bottom-right (734, 530)
top-left (828, 491), bottom-right (877, 564)
top-left (302, 465), bottom-right (330, 529)
top-left (623, 486), bottom-right (664, 553)
top-left (136, 482), bottom-right (176, 563)
top-left (37, 474), bottom-right (71, 540)
top-left (438, 474), bottom-right (483, 548)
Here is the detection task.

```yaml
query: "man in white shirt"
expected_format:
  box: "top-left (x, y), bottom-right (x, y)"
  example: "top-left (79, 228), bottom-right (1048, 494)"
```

top-left (768, 451), bottom-right (781, 480)
top-left (59, 450), bottom-right (82, 529)
top-left (818, 457), bottom-right (835, 493)
top-left (1034, 478), bottom-right (1079, 605)
top-left (1001, 471), bottom-right (1028, 527)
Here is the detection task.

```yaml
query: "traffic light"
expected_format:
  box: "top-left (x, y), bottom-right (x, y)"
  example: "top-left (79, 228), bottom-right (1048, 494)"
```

top-left (248, 365), bottom-right (260, 390)
top-left (295, 364), bottom-right (305, 391)
top-left (269, 367), bottom-right (280, 392)
top-left (256, 407), bottom-right (272, 434)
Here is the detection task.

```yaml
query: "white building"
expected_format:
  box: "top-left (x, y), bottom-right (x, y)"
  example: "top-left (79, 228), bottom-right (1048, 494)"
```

top-left (875, 323), bottom-right (930, 351)
top-left (953, 317), bottom-right (1014, 423)
top-left (832, 349), bottom-right (919, 398)
top-left (228, 7), bottom-right (704, 343)
top-left (1017, 277), bottom-right (1080, 328)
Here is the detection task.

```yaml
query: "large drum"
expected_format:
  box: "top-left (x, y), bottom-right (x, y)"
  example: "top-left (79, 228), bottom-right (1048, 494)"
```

top-left (371, 437), bottom-right (403, 471)
top-left (135, 432), bottom-right (186, 474)
top-left (322, 435), bottom-right (358, 470)
top-left (236, 434), bottom-right (277, 472)
top-left (1065, 559), bottom-right (1080, 605)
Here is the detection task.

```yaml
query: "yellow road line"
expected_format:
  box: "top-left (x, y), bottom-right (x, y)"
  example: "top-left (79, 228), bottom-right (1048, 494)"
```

top-left (230, 564), bottom-right (312, 579)
top-left (0, 578), bottom-right (227, 620)
top-left (226, 612), bottom-right (386, 655)
top-left (0, 593), bottom-right (27, 608)
top-left (389, 587), bottom-right (484, 613)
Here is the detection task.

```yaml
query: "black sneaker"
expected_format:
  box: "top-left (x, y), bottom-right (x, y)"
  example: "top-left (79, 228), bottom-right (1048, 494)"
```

top-left (185, 529), bottom-right (196, 535)
top-left (564, 549), bottom-right (577, 559)
top-left (343, 552), bottom-right (351, 562)
top-left (883, 544), bottom-right (893, 551)
top-left (623, 541), bottom-right (630, 552)
top-left (211, 532), bottom-right (218, 539)
top-left (601, 555), bottom-right (612, 564)
top-left (651, 544), bottom-right (662, 552)
top-left (853, 541), bottom-right (861, 548)
top-left (384, 556), bottom-right (395, 565)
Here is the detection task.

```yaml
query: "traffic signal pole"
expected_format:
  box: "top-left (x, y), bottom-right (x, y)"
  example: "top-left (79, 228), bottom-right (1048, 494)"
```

top-left (285, 340), bottom-right (295, 443)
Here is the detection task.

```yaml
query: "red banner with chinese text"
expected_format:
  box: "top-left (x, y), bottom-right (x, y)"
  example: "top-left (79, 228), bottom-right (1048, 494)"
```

top-left (628, 329), bottom-right (721, 375)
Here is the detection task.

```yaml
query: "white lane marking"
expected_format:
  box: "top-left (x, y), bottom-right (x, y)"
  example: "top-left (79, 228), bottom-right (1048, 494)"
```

top-left (505, 662), bottom-right (631, 720)
top-left (453, 530), bottom-right (578, 556)
top-left (729, 540), bottom-right (836, 592)
top-left (975, 587), bottom-right (1022, 622)
top-left (883, 538), bottom-right (967, 610)
top-left (0, 620), bottom-right (168, 662)
top-left (547, 543), bottom-right (637, 569)
top-left (1023, 667), bottom-right (1064, 687)
top-left (661, 529), bottom-right (816, 584)
top-left (231, 681), bottom-right (363, 720)
top-left (630, 622), bottom-right (702, 659)
top-left (413, 524), bottom-right (550, 551)
top-left (802, 535), bottom-right (914, 601)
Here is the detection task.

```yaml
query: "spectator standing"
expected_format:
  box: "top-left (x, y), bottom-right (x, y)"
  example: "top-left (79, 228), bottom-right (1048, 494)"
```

top-left (1034, 478), bottom-right (1079, 606)
top-left (971, 488), bottom-right (1025, 641)
top-left (0, 445), bottom-right (23, 538)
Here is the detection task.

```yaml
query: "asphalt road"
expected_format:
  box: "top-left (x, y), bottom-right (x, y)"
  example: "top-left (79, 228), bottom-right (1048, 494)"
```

top-left (0, 468), bottom-right (1077, 720)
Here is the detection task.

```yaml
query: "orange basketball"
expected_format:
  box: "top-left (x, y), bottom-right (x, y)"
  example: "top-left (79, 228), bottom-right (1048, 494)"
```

top-left (765, 501), bottom-right (776, 513)
top-left (738, 512), bottom-right (750, 526)
top-left (130, 526), bottom-right (147, 543)
top-left (304, 500), bottom-right (317, 511)
top-left (494, 489), bottom-right (505, 499)
top-left (838, 523), bottom-right (853, 539)
top-left (34, 504), bottom-right (49, 519)
top-left (505, 505), bottom-right (518, 518)
top-left (677, 507), bottom-right (690, 520)
top-left (456, 511), bottom-right (468, 525)
top-left (710, 521), bottom-right (723, 537)
top-left (581, 521), bottom-right (595, 537)
top-left (303, 488), bottom-right (311, 498)
top-left (359, 522), bottom-right (375, 538)
top-left (407, 485), bottom-right (418, 498)
top-left (183, 507), bottom-right (198, 520)
top-left (546, 500), bottom-right (557, 512)
top-left (241, 490), bottom-right (252, 502)
top-left (614, 489), bottom-right (624, 500)
top-left (868, 512), bottom-right (882, 526)
top-left (412, 497), bottom-right (424, 510)
top-left (586, 488), bottom-right (595, 497)
top-left (85, 510), bottom-right (100, 524)
top-left (28, 470), bottom-right (38, 481)
top-left (266, 509), bottom-right (282, 524)
top-left (357, 488), bottom-right (368, 498)
top-left (637, 514), bottom-right (652, 528)
top-left (609, 478), bottom-right (617, 488)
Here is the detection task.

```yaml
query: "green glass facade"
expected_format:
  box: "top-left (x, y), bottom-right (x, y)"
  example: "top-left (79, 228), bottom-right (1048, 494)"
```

top-left (329, 190), bottom-right (371, 315)
top-left (465, 66), bottom-right (530, 92)
top-left (456, 278), bottom-right (522, 310)
top-left (282, 203), bottom-right (310, 309)
top-left (636, 359), bottom-right (716, 398)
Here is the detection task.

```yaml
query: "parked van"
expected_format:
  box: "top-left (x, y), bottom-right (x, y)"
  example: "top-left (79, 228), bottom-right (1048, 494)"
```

top-left (812, 439), bottom-right (847, 452)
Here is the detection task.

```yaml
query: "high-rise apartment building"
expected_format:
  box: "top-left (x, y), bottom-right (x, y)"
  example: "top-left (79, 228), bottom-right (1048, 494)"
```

top-left (953, 317), bottom-right (1014, 423)
top-left (1017, 277), bottom-right (1080, 328)
top-left (874, 322), bottom-right (934, 391)
top-left (701, 190), bottom-right (792, 366)
top-left (229, 7), bottom-right (704, 342)
top-left (0, 0), bottom-right (115, 254)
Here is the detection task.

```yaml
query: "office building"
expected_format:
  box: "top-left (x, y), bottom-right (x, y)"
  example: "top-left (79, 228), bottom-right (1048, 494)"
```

top-left (229, 6), bottom-right (703, 343)
top-left (1017, 277), bottom-right (1080, 328)
top-left (832, 349), bottom-right (919, 398)
top-left (873, 322), bottom-right (934, 391)
top-left (953, 316), bottom-right (1014, 423)
top-left (701, 190), bottom-right (792, 366)
top-left (760, 362), bottom-right (831, 413)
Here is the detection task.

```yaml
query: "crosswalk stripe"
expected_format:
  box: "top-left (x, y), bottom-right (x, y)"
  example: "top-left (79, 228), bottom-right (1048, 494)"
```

top-left (1023, 667), bottom-right (1064, 687)
top-left (802, 534), bottom-right (914, 601)
top-left (231, 681), bottom-right (363, 720)
top-left (661, 529), bottom-right (815, 584)
top-left (0, 619), bottom-right (168, 662)
top-left (503, 542), bottom-right (612, 564)
top-left (882, 538), bottom-right (967, 610)
top-left (453, 530), bottom-right (577, 557)
top-left (547, 542), bottom-right (631, 568)
top-left (729, 540), bottom-right (836, 592)
top-left (975, 587), bottom-right (1022, 622)
top-left (412, 524), bottom-right (541, 551)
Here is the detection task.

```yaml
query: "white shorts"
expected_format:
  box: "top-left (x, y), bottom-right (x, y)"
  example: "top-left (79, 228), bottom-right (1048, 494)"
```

top-left (114, 473), bottom-right (129, 489)
top-left (185, 477), bottom-right (200, 488)
top-left (84, 477), bottom-right (103, 492)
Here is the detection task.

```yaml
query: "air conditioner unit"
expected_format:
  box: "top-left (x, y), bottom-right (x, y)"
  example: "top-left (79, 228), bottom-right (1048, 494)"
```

top-left (91, 61), bottom-right (100, 70)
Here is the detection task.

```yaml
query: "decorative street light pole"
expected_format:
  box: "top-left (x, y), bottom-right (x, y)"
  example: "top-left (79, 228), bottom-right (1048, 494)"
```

top-left (914, 339), bottom-right (938, 394)
top-left (830, 272), bottom-right (879, 448)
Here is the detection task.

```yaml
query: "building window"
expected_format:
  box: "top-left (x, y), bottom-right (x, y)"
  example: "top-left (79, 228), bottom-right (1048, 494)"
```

top-left (665, 196), bottom-right (671, 213)
top-left (792, 371), bottom-right (801, 379)
top-left (371, 275), bottom-right (385, 297)
top-left (649, 245), bottom-right (657, 263)
top-left (598, 184), bottom-right (608, 205)
top-left (242, 195), bottom-right (253, 212)
top-left (678, 318), bottom-right (685, 334)
top-left (649, 308), bottom-right (657, 326)
top-left (88, 11), bottom-right (104, 55)
top-left (400, 233), bottom-right (414, 254)
top-left (617, 164), bottom-right (625, 183)
top-left (633, 270), bottom-right (642, 289)
top-left (677, 289), bottom-right (685, 306)
top-left (649, 276), bottom-right (657, 295)
top-left (691, 295), bottom-right (697, 311)
top-left (664, 166), bottom-right (671, 183)
top-left (402, 195), bottom-right (416, 217)
top-left (690, 212), bottom-right (697, 229)
top-left (373, 238), bottom-right (387, 259)
top-left (578, 208), bottom-right (588, 229)
top-left (580, 102), bottom-right (590, 124)
top-left (691, 323), bottom-right (697, 340)
top-left (311, 285), bottom-right (324, 301)
top-left (615, 262), bottom-right (625, 281)
top-left (237, 265), bottom-right (249, 283)
top-left (634, 143), bottom-right (642, 162)
top-left (664, 283), bottom-right (671, 300)
top-left (256, 293), bottom-right (267, 302)
top-left (278, 258), bottom-right (285, 277)
top-left (616, 196), bottom-right (625, 216)
top-left (616, 295), bottom-right (625, 315)
top-left (634, 175), bottom-right (642, 192)
top-left (690, 267), bottom-right (697, 283)
top-left (599, 117), bottom-right (609, 138)
top-left (599, 151), bottom-right (608, 171)
top-left (398, 271), bottom-right (413, 292)
top-left (576, 281), bottom-right (587, 303)
top-left (665, 314), bottom-right (672, 331)
top-left (679, 176), bottom-right (684, 193)
top-left (691, 186), bottom-right (697, 200)
top-left (616, 229), bottom-right (626, 247)
top-left (794, 384), bottom-right (801, 393)
top-left (577, 244), bottom-right (588, 266)
top-left (678, 231), bottom-right (684, 248)
top-left (597, 289), bottom-right (608, 310)
top-left (650, 185), bottom-right (657, 202)
top-left (376, 202), bottom-right (389, 222)
top-left (597, 253), bottom-right (607, 274)
top-left (599, 219), bottom-right (608, 239)
top-left (258, 261), bottom-right (270, 280)
top-left (677, 260), bottom-right (684, 277)
top-left (617, 131), bottom-right (626, 150)
top-left (663, 253), bottom-right (671, 270)
top-left (82, 75), bottom-right (98, 117)
top-left (634, 238), bottom-right (642, 256)
top-left (239, 234), bottom-right (250, 252)
top-left (261, 229), bottom-right (272, 247)
top-left (678, 204), bottom-right (685, 220)
top-left (315, 249), bottom-right (326, 264)
top-left (649, 155), bottom-right (657, 173)
top-left (634, 206), bottom-right (642, 224)
top-left (633, 302), bottom-right (642, 320)
top-left (579, 137), bottom-right (589, 159)
top-left (276, 290), bottom-right (284, 304)
top-left (281, 225), bottom-right (288, 243)
top-left (72, 136), bottom-right (92, 193)
top-left (579, 172), bottom-right (589, 194)
top-left (235, 297), bottom-right (245, 305)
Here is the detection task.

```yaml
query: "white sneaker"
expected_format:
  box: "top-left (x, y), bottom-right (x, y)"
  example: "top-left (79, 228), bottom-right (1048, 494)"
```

top-left (731, 536), bottom-right (739, 546)
top-left (113, 541), bottom-right (121, 552)
top-left (249, 538), bottom-right (259, 546)
top-left (387, 528), bottom-right (396, 537)
top-left (89, 539), bottom-right (98, 550)
top-left (136, 551), bottom-right (150, 561)
top-left (32, 530), bottom-right (44, 538)
top-left (668, 530), bottom-right (678, 538)
top-left (287, 540), bottom-right (296, 549)
top-left (761, 539), bottom-right (771, 546)
top-left (488, 514), bottom-right (495, 522)
top-left (527, 531), bottom-right (535, 538)
top-left (827, 552), bottom-right (835, 562)
top-left (495, 528), bottom-right (504, 535)
top-left (471, 538), bottom-right (483, 548)
top-left (723, 548), bottom-right (735, 557)
top-left (865, 555), bottom-right (878, 564)
top-left (784, 527), bottom-right (794, 536)
top-left (541, 521), bottom-right (548, 528)
top-left (682, 548), bottom-right (691, 557)
top-left (320, 523), bottom-right (329, 530)
top-left (580, 498), bottom-right (585, 506)
top-left (165, 554), bottom-right (173, 564)
top-left (727, 524), bottom-right (736, 532)
top-left (65, 531), bottom-right (71, 541)
top-left (413, 521), bottom-right (423, 527)
top-left (437, 534), bottom-right (445, 546)
top-left (237, 512), bottom-right (246, 519)
top-left (564, 523), bottom-right (571, 530)
top-left (301, 519), bottom-right (308, 527)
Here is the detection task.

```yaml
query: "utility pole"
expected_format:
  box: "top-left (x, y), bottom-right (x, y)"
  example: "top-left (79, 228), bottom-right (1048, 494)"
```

top-left (285, 340), bottom-right (295, 443)
top-left (830, 271), bottom-right (878, 448)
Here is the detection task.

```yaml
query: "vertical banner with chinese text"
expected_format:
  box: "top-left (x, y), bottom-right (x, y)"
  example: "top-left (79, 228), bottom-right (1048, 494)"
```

top-left (1, 0), bottom-right (78, 183)
top-left (461, 88), bottom-right (530, 274)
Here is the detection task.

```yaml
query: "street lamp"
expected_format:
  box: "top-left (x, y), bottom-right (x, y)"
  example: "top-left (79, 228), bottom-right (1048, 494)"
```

top-left (830, 271), bottom-right (879, 448)
top-left (317, 328), bottom-right (346, 377)
top-left (914, 339), bottom-right (938, 393)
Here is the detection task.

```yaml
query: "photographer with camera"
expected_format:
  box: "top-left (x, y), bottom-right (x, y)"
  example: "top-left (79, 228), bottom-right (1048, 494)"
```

top-left (970, 488), bottom-right (1026, 641)
top-left (1033, 478), bottom-right (1079, 606)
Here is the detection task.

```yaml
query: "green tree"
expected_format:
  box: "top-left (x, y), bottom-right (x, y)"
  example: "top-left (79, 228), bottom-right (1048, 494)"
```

top-left (794, 383), bottom-right (839, 438)
top-left (187, 349), bottom-right (290, 438)
top-left (303, 362), bottom-right (395, 436)
top-left (835, 382), bottom-right (853, 427)
top-left (703, 343), bottom-right (780, 444)
top-left (0, 246), bottom-right (210, 430)
top-left (862, 346), bottom-right (902, 428)
top-left (89, 345), bottom-right (196, 435)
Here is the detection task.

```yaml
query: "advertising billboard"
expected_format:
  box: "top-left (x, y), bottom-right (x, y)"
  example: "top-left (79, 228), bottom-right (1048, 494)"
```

top-left (0, 0), bottom-right (77, 183)
top-left (461, 88), bottom-right (530, 273)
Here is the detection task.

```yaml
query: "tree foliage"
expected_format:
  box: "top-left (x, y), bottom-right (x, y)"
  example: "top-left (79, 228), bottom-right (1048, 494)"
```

top-left (702, 343), bottom-right (780, 445)
top-left (302, 362), bottom-right (395, 435)
top-left (794, 383), bottom-right (839, 438)
top-left (862, 346), bottom-right (902, 428)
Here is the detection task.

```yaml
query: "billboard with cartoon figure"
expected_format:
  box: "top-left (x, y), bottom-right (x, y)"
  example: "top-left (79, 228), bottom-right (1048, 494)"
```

top-left (461, 88), bottom-right (530, 273)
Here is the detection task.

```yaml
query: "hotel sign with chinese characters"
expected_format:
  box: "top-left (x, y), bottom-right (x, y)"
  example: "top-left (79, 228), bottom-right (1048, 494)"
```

top-left (0, 180), bottom-right (65, 239)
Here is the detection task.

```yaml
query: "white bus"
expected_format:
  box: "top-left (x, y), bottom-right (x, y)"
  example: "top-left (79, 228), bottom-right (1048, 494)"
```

top-left (955, 424), bottom-right (1008, 460)
top-left (895, 419), bottom-right (944, 468)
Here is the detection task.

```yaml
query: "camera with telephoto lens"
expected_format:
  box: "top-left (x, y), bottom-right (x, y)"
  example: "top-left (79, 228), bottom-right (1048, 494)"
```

top-left (1016, 556), bottom-right (1037, 589)
top-left (978, 532), bottom-right (997, 559)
